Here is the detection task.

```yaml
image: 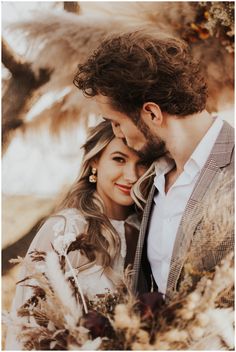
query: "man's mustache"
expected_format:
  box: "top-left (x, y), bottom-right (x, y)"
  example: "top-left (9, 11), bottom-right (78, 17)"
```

top-left (137, 143), bottom-right (167, 160)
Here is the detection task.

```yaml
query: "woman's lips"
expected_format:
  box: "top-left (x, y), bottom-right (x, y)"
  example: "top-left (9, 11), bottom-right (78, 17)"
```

top-left (115, 184), bottom-right (132, 195)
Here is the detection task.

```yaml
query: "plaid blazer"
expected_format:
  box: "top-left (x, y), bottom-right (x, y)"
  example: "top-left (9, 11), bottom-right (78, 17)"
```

top-left (132, 121), bottom-right (234, 300)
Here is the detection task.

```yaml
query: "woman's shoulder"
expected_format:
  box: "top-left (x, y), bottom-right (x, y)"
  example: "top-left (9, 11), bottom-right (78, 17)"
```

top-left (27, 208), bottom-right (87, 254)
top-left (48, 208), bottom-right (87, 229)
top-left (50, 208), bottom-right (87, 235)
top-left (52, 207), bottom-right (85, 220)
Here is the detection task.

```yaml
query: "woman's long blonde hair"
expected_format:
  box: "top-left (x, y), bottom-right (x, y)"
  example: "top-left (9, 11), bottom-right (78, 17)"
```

top-left (58, 121), bottom-right (126, 268)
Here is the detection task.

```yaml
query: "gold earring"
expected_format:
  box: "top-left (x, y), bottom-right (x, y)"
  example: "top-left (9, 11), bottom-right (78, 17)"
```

top-left (89, 167), bottom-right (97, 183)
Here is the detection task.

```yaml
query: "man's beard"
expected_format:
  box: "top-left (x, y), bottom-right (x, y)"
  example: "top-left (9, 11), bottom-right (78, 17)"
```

top-left (137, 138), bottom-right (166, 162)
top-left (135, 117), bottom-right (167, 162)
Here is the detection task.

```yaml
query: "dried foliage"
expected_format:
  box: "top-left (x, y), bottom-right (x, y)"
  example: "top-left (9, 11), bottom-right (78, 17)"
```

top-left (200, 2), bottom-right (234, 53)
top-left (3, 2), bottom-right (234, 139)
top-left (3, 249), bottom-right (234, 350)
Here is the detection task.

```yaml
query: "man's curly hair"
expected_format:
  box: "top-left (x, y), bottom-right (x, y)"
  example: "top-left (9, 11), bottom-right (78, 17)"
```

top-left (74, 30), bottom-right (207, 118)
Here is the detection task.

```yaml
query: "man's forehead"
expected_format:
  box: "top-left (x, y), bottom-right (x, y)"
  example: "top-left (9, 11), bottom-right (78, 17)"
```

top-left (95, 95), bottom-right (111, 105)
top-left (95, 95), bottom-right (123, 122)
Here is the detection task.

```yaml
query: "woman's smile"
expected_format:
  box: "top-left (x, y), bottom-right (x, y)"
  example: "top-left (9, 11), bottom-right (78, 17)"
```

top-left (115, 183), bottom-right (132, 195)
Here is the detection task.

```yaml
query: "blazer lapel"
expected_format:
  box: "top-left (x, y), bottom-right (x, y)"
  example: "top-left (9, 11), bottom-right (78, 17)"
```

top-left (166, 121), bottom-right (234, 299)
top-left (132, 184), bottom-right (156, 292)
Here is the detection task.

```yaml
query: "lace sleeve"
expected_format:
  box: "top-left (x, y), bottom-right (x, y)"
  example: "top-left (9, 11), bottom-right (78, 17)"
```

top-left (5, 208), bottom-right (88, 350)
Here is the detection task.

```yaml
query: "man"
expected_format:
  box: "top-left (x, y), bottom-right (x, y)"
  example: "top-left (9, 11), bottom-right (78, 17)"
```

top-left (74, 31), bottom-right (234, 302)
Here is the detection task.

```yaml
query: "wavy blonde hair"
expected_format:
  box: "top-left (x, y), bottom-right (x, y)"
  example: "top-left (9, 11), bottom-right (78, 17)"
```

top-left (58, 120), bottom-right (124, 268)
top-left (131, 163), bottom-right (155, 210)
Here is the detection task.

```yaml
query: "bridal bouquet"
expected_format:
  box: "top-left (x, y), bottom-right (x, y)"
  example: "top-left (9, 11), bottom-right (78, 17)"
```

top-left (3, 175), bottom-right (234, 350)
top-left (3, 248), bottom-right (234, 351)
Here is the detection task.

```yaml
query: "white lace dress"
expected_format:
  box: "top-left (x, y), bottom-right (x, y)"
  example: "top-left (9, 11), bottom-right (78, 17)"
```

top-left (5, 208), bottom-right (140, 350)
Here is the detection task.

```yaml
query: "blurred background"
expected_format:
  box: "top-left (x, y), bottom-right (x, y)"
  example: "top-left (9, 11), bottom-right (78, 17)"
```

top-left (1, 1), bottom-right (234, 346)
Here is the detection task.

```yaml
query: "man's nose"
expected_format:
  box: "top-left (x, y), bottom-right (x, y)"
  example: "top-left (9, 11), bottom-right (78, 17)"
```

top-left (111, 123), bottom-right (125, 139)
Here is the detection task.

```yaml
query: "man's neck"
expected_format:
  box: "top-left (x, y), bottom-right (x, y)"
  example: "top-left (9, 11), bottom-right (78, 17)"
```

top-left (163, 110), bottom-right (214, 193)
top-left (165, 110), bottom-right (214, 173)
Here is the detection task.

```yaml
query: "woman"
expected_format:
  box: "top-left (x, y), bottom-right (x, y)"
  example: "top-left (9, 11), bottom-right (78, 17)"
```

top-left (6, 120), bottom-right (154, 349)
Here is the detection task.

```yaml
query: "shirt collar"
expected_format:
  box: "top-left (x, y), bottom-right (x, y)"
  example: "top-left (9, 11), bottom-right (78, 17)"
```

top-left (153, 156), bottom-right (175, 195)
top-left (185, 116), bottom-right (223, 172)
top-left (154, 156), bottom-right (175, 177)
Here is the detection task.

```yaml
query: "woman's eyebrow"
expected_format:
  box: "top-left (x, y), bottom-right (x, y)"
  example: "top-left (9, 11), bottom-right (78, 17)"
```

top-left (111, 151), bottom-right (128, 157)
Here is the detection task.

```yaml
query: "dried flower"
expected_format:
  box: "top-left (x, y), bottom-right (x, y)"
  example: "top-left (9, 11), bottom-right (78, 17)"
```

top-left (53, 232), bottom-right (76, 255)
top-left (113, 303), bottom-right (140, 331)
top-left (79, 336), bottom-right (102, 350)
top-left (4, 251), bottom-right (234, 350)
top-left (45, 251), bottom-right (82, 323)
top-left (83, 310), bottom-right (114, 338)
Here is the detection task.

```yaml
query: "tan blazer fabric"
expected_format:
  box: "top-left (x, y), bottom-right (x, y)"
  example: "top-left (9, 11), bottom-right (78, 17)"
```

top-left (132, 121), bottom-right (234, 301)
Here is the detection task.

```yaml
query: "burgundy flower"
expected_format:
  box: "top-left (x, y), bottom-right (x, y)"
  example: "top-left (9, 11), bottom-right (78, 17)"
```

top-left (83, 310), bottom-right (114, 338)
top-left (136, 291), bottom-right (165, 319)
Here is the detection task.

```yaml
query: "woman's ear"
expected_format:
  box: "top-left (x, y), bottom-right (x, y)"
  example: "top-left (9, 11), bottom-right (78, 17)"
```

top-left (91, 160), bottom-right (98, 169)
top-left (141, 102), bottom-right (164, 127)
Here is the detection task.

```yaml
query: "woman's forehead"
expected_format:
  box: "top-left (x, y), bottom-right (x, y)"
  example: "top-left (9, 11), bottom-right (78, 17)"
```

top-left (103, 137), bottom-right (139, 158)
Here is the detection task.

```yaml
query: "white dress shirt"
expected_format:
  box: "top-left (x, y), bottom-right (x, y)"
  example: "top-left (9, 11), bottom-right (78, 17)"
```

top-left (147, 117), bottom-right (224, 294)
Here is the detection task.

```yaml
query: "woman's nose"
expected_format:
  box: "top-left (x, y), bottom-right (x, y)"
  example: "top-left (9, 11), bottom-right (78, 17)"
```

top-left (124, 164), bottom-right (138, 184)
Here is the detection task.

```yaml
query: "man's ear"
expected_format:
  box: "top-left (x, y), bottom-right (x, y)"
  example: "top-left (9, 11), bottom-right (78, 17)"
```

top-left (141, 102), bottom-right (164, 127)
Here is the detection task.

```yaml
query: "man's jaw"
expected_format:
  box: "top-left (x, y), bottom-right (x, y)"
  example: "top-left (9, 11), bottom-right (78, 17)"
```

top-left (137, 141), bottom-right (167, 161)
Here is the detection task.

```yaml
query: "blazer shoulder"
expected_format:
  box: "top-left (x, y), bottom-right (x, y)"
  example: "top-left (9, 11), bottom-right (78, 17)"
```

top-left (222, 120), bottom-right (234, 143)
top-left (224, 121), bottom-right (234, 166)
top-left (212, 121), bottom-right (234, 168)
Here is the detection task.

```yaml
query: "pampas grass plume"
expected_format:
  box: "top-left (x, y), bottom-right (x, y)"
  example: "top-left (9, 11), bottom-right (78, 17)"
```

top-left (165, 329), bottom-right (188, 342)
top-left (45, 251), bottom-right (82, 324)
top-left (207, 308), bottom-right (234, 349)
top-left (79, 337), bottom-right (102, 350)
top-left (113, 303), bottom-right (140, 330)
top-left (196, 312), bottom-right (210, 327)
top-left (136, 329), bottom-right (150, 344)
